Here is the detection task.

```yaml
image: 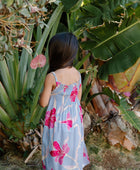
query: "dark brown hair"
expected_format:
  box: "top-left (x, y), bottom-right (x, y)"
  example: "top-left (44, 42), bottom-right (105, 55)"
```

top-left (48, 32), bottom-right (78, 73)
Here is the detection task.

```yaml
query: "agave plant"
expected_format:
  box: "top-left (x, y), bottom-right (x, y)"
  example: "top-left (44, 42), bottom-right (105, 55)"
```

top-left (0, 4), bottom-right (63, 151)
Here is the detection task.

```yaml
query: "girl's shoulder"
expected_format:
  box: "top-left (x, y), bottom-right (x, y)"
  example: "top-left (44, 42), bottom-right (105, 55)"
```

top-left (52, 67), bottom-right (81, 86)
top-left (44, 73), bottom-right (56, 87)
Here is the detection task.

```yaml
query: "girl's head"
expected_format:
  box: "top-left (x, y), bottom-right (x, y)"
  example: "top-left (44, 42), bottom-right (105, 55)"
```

top-left (48, 32), bottom-right (78, 72)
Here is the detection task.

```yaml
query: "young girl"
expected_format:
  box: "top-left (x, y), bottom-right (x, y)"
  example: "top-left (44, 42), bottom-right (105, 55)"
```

top-left (39, 32), bottom-right (90, 170)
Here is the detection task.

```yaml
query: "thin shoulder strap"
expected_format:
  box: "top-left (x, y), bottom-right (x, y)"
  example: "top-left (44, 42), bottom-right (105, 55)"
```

top-left (51, 72), bottom-right (58, 82)
top-left (78, 71), bottom-right (82, 84)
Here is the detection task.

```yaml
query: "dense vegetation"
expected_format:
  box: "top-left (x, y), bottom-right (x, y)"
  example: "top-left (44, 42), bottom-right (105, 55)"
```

top-left (0, 0), bottom-right (140, 162)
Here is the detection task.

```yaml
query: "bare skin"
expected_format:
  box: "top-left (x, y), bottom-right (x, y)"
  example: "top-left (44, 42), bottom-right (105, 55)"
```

top-left (39, 67), bottom-right (82, 107)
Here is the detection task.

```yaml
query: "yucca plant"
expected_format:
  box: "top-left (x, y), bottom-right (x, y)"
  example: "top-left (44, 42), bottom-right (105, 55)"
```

top-left (0, 4), bottom-right (63, 151)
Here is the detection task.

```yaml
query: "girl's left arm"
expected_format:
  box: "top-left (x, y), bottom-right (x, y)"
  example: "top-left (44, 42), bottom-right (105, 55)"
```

top-left (39, 73), bottom-right (54, 107)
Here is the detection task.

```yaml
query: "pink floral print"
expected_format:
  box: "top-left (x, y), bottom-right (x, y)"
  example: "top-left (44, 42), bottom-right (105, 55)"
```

top-left (56, 82), bottom-right (61, 87)
top-left (45, 108), bottom-right (56, 128)
top-left (42, 161), bottom-right (46, 170)
top-left (64, 85), bottom-right (68, 92)
top-left (61, 112), bottom-right (72, 130)
top-left (50, 141), bottom-right (70, 165)
top-left (79, 105), bottom-right (83, 123)
top-left (83, 149), bottom-right (90, 161)
top-left (70, 86), bottom-right (78, 102)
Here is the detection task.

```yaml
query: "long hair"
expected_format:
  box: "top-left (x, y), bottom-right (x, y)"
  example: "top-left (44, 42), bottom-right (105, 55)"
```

top-left (48, 32), bottom-right (78, 73)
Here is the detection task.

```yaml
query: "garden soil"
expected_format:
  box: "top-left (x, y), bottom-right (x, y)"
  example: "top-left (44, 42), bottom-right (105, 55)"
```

top-left (0, 132), bottom-right (140, 170)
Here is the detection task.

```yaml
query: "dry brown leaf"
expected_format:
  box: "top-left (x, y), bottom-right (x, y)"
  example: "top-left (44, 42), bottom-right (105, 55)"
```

top-left (122, 137), bottom-right (135, 151)
top-left (108, 126), bottom-right (126, 145)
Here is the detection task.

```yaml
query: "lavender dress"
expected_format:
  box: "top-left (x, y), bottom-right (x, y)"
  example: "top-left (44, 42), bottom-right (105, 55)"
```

top-left (42, 72), bottom-right (90, 170)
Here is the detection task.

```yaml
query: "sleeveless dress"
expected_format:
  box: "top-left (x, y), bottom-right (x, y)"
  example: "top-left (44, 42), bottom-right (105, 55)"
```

top-left (42, 72), bottom-right (90, 170)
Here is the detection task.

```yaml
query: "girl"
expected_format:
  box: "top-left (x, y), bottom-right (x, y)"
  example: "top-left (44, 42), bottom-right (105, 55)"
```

top-left (39, 32), bottom-right (90, 170)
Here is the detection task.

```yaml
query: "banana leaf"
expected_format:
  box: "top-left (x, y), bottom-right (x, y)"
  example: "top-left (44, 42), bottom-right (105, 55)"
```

top-left (118, 98), bottom-right (140, 131)
top-left (91, 21), bottom-right (140, 80)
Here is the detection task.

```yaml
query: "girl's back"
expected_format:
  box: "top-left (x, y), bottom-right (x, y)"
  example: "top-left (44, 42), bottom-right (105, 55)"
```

top-left (54, 67), bottom-right (80, 86)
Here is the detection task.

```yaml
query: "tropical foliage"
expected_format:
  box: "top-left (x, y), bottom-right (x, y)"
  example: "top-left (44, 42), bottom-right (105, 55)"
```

top-left (62, 0), bottom-right (140, 131)
top-left (66, 0), bottom-right (140, 80)
top-left (0, 0), bottom-right (140, 157)
top-left (0, 1), bottom-right (63, 141)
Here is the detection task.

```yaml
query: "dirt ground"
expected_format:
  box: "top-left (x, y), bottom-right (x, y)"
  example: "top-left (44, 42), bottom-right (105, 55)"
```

top-left (0, 132), bottom-right (140, 170)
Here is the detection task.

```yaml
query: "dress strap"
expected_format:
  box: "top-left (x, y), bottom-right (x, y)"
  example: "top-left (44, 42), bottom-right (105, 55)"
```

top-left (78, 71), bottom-right (82, 85)
top-left (51, 72), bottom-right (58, 82)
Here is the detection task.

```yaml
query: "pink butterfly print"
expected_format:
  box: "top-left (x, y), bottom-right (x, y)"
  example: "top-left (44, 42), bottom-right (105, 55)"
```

top-left (56, 82), bottom-right (61, 87)
top-left (64, 85), bottom-right (68, 92)
top-left (30, 54), bottom-right (46, 69)
top-left (79, 105), bottom-right (83, 123)
top-left (79, 83), bottom-right (81, 88)
top-left (50, 141), bottom-right (70, 165)
top-left (42, 161), bottom-right (46, 170)
top-left (61, 112), bottom-right (72, 130)
top-left (45, 108), bottom-right (56, 128)
top-left (70, 86), bottom-right (78, 102)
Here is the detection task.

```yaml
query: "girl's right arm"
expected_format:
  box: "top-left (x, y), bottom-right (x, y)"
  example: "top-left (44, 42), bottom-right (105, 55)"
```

top-left (78, 84), bottom-right (82, 101)
top-left (39, 73), bottom-right (54, 107)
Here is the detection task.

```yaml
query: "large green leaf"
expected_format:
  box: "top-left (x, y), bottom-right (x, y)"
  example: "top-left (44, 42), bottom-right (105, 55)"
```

top-left (118, 98), bottom-right (140, 131)
top-left (0, 60), bottom-right (15, 101)
top-left (0, 107), bottom-right (12, 128)
top-left (92, 21), bottom-right (140, 80)
top-left (45, 7), bottom-right (63, 56)
top-left (92, 21), bottom-right (140, 60)
top-left (19, 25), bottom-right (34, 96)
top-left (25, 65), bottom-right (49, 127)
top-left (0, 82), bottom-right (16, 119)
top-left (98, 41), bottom-right (140, 79)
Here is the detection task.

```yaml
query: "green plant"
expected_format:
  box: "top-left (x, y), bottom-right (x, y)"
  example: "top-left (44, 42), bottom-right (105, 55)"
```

top-left (118, 98), bottom-right (140, 131)
top-left (0, 0), bottom-right (50, 60)
top-left (86, 87), bottom-right (120, 106)
top-left (62, 0), bottom-right (140, 131)
top-left (0, 3), bottom-right (64, 141)
top-left (65, 0), bottom-right (140, 80)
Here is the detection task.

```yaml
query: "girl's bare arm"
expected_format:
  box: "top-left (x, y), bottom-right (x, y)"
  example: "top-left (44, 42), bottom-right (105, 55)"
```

top-left (39, 73), bottom-right (54, 107)
top-left (78, 84), bottom-right (82, 101)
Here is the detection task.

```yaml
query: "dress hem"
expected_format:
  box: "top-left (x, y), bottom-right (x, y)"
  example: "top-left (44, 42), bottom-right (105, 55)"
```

top-left (82, 161), bottom-right (90, 168)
